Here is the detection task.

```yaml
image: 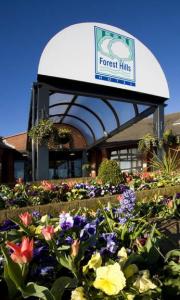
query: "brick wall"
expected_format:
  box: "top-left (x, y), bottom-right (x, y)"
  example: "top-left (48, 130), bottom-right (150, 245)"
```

top-left (4, 133), bottom-right (27, 152)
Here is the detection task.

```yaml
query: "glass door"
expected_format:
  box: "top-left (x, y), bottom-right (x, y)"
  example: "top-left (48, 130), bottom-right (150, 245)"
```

top-left (49, 151), bottom-right (82, 179)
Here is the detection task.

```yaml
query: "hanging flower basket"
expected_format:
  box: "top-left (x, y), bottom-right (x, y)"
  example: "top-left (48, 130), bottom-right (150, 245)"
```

top-left (28, 119), bottom-right (54, 145)
top-left (56, 128), bottom-right (71, 144)
top-left (138, 134), bottom-right (158, 153)
top-left (163, 129), bottom-right (177, 146)
top-left (48, 128), bottom-right (72, 149)
top-left (28, 119), bottom-right (72, 149)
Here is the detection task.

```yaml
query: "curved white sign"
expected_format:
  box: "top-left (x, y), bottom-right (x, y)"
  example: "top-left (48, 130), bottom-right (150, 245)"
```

top-left (38, 22), bottom-right (169, 98)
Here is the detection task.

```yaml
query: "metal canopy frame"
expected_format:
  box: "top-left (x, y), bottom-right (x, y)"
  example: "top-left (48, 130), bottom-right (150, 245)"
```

top-left (49, 102), bottom-right (106, 132)
top-left (28, 76), bottom-right (166, 180)
top-left (49, 113), bottom-right (96, 142)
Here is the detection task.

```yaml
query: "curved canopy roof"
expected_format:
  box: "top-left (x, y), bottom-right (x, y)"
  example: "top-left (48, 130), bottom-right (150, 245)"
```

top-left (47, 91), bottom-right (154, 148)
top-left (28, 23), bottom-right (169, 150)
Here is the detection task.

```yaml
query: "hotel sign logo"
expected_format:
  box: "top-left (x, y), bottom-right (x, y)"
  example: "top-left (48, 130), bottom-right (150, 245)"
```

top-left (95, 26), bottom-right (136, 86)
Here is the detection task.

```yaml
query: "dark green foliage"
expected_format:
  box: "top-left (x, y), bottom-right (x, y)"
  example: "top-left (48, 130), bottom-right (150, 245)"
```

top-left (163, 129), bottom-right (177, 146)
top-left (98, 159), bottom-right (123, 185)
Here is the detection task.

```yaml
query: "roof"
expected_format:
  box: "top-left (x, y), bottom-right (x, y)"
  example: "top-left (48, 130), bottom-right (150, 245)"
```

top-left (106, 112), bottom-right (180, 143)
top-left (3, 132), bottom-right (27, 152)
top-left (0, 137), bottom-right (14, 150)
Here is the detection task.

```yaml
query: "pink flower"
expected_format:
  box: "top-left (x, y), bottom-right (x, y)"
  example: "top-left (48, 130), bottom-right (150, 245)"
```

top-left (117, 194), bottom-right (124, 202)
top-left (41, 180), bottom-right (55, 191)
top-left (19, 212), bottom-right (32, 226)
top-left (6, 237), bottom-right (33, 264)
top-left (167, 199), bottom-right (173, 209)
top-left (71, 240), bottom-right (80, 257)
top-left (42, 225), bottom-right (55, 241)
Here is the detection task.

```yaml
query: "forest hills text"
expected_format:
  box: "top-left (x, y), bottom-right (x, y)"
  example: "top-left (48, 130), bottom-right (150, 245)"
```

top-left (99, 57), bottom-right (131, 72)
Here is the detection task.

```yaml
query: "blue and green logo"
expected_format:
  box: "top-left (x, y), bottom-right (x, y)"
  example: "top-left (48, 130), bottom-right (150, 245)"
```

top-left (95, 26), bottom-right (136, 86)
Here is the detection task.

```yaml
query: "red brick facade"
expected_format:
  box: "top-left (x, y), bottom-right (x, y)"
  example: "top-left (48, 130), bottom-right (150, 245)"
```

top-left (3, 133), bottom-right (27, 153)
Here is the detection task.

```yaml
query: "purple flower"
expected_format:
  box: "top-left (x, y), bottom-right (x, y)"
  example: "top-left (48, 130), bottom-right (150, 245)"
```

top-left (64, 236), bottom-right (73, 244)
top-left (29, 259), bottom-right (57, 284)
top-left (115, 189), bottom-right (136, 224)
top-left (118, 217), bottom-right (127, 225)
top-left (32, 210), bottom-right (41, 219)
top-left (106, 240), bottom-right (118, 253)
top-left (80, 222), bottom-right (96, 240)
top-left (59, 213), bottom-right (74, 230)
top-left (176, 193), bottom-right (180, 199)
top-left (117, 184), bottom-right (129, 194)
top-left (74, 183), bottom-right (87, 189)
top-left (88, 190), bottom-right (95, 198)
top-left (100, 233), bottom-right (118, 254)
top-left (0, 219), bottom-right (19, 231)
top-left (33, 245), bottom-right (49, 260)
top-left (73, 215), bottom-right (86, 228)
top-left (40, 266), bottom-right (55, 277)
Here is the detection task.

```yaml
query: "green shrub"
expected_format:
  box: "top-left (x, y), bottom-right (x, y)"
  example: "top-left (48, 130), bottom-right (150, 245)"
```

top-left (98, 159), bottom-right (123, 185)
top-left (150, 148), bottom-right (180, 175)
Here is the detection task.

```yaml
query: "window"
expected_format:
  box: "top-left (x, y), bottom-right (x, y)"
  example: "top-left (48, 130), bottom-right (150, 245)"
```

top-left (14, 161), bottom-right (25, 180)
top-left (110, 148), bottom-right (143, 172)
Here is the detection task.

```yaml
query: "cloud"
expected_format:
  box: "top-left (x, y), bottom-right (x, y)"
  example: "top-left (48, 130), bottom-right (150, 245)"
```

top-left (99, 37), bottom-right (131, 60)
top-left (110, 40), bottom-right (130, 59)
top-left (100, 37), bottom-right (112, 56)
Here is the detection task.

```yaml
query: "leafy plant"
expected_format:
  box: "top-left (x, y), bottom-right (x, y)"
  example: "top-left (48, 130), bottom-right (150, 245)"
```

top-left (138, 133), bottom-right (159, 153)
top-left (82, 163), bottom-right (91, 177)
top-left (150, 148), bottom-right (180, 175)
top-left (28, 119), bottom-right (54, 145)
top-left (163, 129), bottom-right (177, 146)
top-left (98, 159), bottom-right (123, 185)
top-left (162, 249), bottom-right (180, 299)
top-left (139, 130), bottom-right (179, 154)
top-left (28, 119), bottom-right (71, 148)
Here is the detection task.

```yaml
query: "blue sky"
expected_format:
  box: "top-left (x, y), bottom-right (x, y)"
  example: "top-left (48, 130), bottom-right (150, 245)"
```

top-left (0, 0), bottom-right (180, 136)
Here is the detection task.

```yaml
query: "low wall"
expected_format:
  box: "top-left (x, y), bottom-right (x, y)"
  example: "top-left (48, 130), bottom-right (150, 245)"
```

top-left (0, 185), bottom-right (180, 223)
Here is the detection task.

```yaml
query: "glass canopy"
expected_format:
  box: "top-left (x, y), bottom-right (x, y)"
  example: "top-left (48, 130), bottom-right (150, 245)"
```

top-left (48, 92), bottom-right (153, 148)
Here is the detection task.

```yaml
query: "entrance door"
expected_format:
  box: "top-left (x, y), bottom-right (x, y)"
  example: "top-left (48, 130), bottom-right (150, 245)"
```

top-left (49, 151), bottom-right (82, 179)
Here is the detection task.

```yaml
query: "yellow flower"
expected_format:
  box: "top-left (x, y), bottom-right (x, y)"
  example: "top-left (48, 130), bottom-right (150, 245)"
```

top-left (35, 225), bottom-right (43, 235)
top-left (83, 252), bottom-right (102, 273)
top-left (124, 264), bottom-right (139, 279)
top-left (117, 247), bottom-right (128, 267)
top-left (133, 270), bottom-right (157, 293)
top-left (126, 293), bottom-right (135, 300)
top-left (40, 214), bottom-right (49, 223)
top-left (93, 262), bottom-right (126, 295)
top-left (71, 287), bottom-right (87, 300)
top-left (29, 225), bottom-right (36, 234)
top-left (54, 225), bottom-right (60, 232)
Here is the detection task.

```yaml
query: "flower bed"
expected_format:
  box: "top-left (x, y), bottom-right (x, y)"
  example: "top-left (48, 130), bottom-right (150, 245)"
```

top-left (1, 171), bottom-right (180, 211)
top-left (0, 189), bottom-right (179, 299)
top-left (0, 184), bottom-right (180, 224)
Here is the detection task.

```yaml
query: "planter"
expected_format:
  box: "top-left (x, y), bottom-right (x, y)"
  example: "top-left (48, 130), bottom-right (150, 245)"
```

top-left (57, 135), bottom-right (71, 144)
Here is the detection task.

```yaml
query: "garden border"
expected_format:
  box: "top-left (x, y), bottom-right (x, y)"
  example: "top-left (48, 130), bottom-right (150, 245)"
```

top-left (1, 185), bottom-right (180, 223)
